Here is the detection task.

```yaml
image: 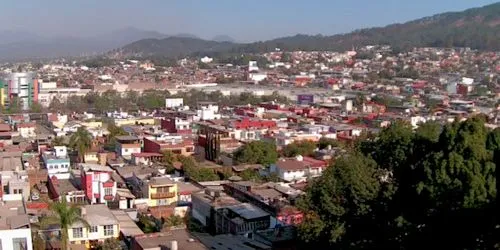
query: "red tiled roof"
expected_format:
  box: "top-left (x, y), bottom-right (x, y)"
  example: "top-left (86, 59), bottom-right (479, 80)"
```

top-left (132, 152), bottom-right (163, 157)
top-left (17, 123), bottom-right (36, 128)
top-left (26, 202), bottom-right (50, 209)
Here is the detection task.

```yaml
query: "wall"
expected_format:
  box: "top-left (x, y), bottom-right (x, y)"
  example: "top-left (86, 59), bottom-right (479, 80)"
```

top-left (147, 184), bottom-right (178, 207)
top-left (0, 228), bottom-right (33, 250)
top-left (143, 138), bottom-right (161, 154)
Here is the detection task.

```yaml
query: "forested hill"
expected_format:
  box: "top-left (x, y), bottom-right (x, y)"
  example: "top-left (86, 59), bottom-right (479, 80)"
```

top-left (117, 2), bottom-right (500, 58)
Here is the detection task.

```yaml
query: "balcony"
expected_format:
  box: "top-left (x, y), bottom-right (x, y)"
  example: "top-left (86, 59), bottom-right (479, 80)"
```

top-left (151, 192), bottom-right (176, 199)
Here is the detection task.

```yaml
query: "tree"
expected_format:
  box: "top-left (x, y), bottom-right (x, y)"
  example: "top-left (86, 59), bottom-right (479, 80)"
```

top-left (164, 215), bottom-right (184, 228)
top-left (297, 152), bottom-right (382, 248)
top-left (41, 199), bottom-right (89, 250)
top-left (69, 127), bottom-right (93, 163)
top-left (97, 238), bottom-right (121, 250)
top-left (318, 137), bottom-right (340, 150)
top-left (30, 101), bottom-right (44, 113)
top-left (32, 232), bottom-right (46, 250)
top-left (234, 141), bottom-right (278, 166)
top-left (105, 123), bottom-right (128, 151)
top-left (239, 169), bottom-right (262, 181)
top-left (282, 141), bottom-right (317, 157)
top-left (51, 136), bottom-right (66, 147)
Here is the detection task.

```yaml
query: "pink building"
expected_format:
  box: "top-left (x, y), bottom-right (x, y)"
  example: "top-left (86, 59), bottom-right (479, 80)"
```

top-left (80, 164), bottom-right (117, 204)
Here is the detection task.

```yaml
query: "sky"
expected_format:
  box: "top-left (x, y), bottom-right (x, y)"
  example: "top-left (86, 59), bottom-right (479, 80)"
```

top-left (0, 0), bottom-right (498, 42)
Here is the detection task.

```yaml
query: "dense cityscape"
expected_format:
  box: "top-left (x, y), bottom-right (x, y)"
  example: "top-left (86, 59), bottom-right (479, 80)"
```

top-left (0, 2), bottom-right (500, 250)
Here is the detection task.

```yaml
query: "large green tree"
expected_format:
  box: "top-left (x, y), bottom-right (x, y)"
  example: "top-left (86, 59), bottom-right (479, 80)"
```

top-left (282, 141), bottom-right (317, 157)
top-left (234, 141), bottom-right (278, 166)
top-left (299, 116), bottom-right (500, 249)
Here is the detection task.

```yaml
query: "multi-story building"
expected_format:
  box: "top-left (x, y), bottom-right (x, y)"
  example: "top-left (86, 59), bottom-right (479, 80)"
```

top-left (68, 204), bottom-right (120, 249)
top-left (0, 170), bottom-right (31, 201)
top-left (146, 177), bottom-right (178, 207)
top-left (271, 155), bottom-right (327, 182)
top-left (0, 72), bottom-right (39, 110)
top-left (192, 190), bottom-right (271, 235)
top-left (80, 164), bottom-right (117, 204)
top-left (0, 80), bottom-right (6, 107)
top-left (143, 136), bottom-right (194, 156)
top-left (114, 136), bottom-right (141, 160)
top-left (0, 199), bottom-right (33, 250)
top-left (42, 146), bottom-right (71, 179)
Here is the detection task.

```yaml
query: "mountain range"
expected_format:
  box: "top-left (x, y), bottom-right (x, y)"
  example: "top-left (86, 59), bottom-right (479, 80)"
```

top-left (117, 2), bottom-right (500, 58)
top-left (0, 27), bottom-right (229, 61)
top-left (1, 2), bottom-right (499, 61)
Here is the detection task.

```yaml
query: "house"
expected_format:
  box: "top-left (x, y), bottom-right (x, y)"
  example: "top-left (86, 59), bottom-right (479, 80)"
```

top-left (146, 177), bottom-right (178, 207)
top-left (0, 123), bottom-right (13, 146)
top-left (160, 117), bottom-right (192, 134)
top-left (80, 164), bottom-right (117, 204)
top-left (0, 199), bottom-right (33, 250)
top-left (48, 176), bottom-right (86, 204)
top-left (143, 137), bottom-right (194, 156)
top-left (42, 146), bottom-right (71, 179)
top-left (271, 155), bottom-right (327, 182)
top-left (192, 189), bottom-right (271, 234)
top-left (17, 122), bottom-right (36, 138)
top-left (131, 152), bottom-right (163, 166)
top-left (131, 229), bottom-right (206, 250)
top-left (68, 204), bottom-right (120, 249)
top-left (115, 135), bottom-right (142, 160)
top-left (0, 170), bottom-right (31, 201)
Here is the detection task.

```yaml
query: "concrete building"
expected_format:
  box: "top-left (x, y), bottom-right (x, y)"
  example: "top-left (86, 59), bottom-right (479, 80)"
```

top-left (1, 72), bottom-right (39, 110)
top-left (68, 204), bottom-right (120, 249)
top-left (42, 146), bottom-right (71, 179)
top-left (0, 199), bottom-right (33, 250)
top-left (80, 164), bottom-right (117, 204)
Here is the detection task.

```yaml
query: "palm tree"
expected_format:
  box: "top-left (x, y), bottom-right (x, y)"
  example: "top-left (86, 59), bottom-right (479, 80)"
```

top-left (51, 136), bottom-right (66, 147)
top-left (69, 127), bottom-right (92, 163)
top-left (41, 199), bottom-right (89, 250)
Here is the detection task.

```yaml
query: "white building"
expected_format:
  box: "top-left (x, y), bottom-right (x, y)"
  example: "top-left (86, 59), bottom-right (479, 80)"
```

top-left (38, 88), bottom-right (92, 107)
top-left (165, 98), bottom-right (184, 109)
top-left (200, 56), bottom-right (213, 63)
top-left (271, 155), bottom-right (327, 182)
top-left (0, 199), bottom-right (33, 250)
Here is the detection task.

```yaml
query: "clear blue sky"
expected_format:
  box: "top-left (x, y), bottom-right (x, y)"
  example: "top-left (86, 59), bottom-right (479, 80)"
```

top-left (0, 0), bottom-right (498, 41)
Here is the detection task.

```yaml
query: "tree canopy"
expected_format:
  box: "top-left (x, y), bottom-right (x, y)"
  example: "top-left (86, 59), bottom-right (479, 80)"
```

top-left (234, 141), bottom-right (278, 166)
top-left (298, 117), bottom-right (500, 249)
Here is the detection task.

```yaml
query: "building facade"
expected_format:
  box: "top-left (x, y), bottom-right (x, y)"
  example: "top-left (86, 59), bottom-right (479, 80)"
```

top-left (80, 164), bottom-right (117, 204)
top-left (1, 72), bottom-right (39, 110)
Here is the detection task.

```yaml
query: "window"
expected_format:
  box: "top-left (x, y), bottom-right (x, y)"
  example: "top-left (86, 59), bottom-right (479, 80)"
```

top-left (72, 228), bottom-right (83, 238)
top-left (124, 149), bottom-right (129, 153)
top-left (159, 199), bottom-right (168, 205)
top-left (12, 238), bottom-right (27, 250)
top-left (104, 188), bottom-right (113, 196)
top-left (89, 226), bottom-right (98, 233)
top-left (157, 187), bottom-right (170, 193)
top-left (103, 225), bottom-right (114, 236)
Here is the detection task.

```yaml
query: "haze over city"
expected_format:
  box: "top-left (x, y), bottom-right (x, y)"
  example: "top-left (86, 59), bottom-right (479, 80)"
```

top-left (0, 0), bottom-right (498, 41)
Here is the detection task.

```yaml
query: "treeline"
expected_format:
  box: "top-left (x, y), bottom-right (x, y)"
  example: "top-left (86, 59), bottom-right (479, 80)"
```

top-left (48, 89), bottom-right (291, 114)
top-left (298, 117), bottom-right (500, 249)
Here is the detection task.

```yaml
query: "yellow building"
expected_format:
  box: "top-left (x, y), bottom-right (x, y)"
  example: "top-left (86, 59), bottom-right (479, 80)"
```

top-left (68, 204), bottom-right (120, 249)
top-left (0, 81), bottom-right (5, 107)
top-left (80, 121), bottom-right (103, 129)
top-left (114, 117), bottom-right (156, 127)
top-left (147, 177), bottom-right (178, 207)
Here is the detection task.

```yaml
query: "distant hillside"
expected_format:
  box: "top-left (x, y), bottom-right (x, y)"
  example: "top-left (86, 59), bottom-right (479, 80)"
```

top-left (118, 2), bottom-right (500, 58)
top-left (118, 37), bottom-right (235, 58)
top-left (234, 2), bottom-right (500, 53)
top-left (212, 35), bottom-right (236, 43)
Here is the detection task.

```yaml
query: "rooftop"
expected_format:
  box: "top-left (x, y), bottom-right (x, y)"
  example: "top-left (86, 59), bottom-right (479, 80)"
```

top-left (227, 203), bottom-right (270, 220)
top-left (0, 200), bottom-right (30, 230)
top-left (79, 204), bottom-right (119, 226)
top-left (110, 210), bottom-right (143, 238)
top-left (80, 163), bottom-right (113, 173)
top-left (133, 229), bottom-right (206, 250)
